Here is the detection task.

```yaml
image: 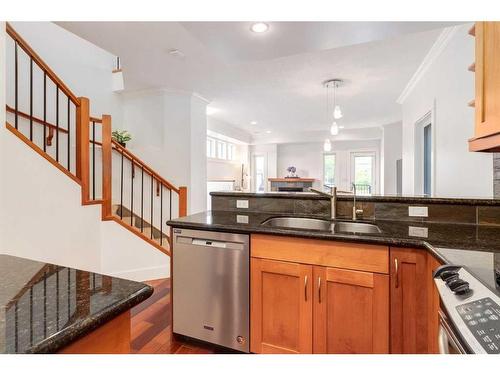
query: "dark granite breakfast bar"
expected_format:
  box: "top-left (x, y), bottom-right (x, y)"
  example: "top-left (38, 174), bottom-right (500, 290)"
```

top-left (0, 255), bottom-right (153, 353)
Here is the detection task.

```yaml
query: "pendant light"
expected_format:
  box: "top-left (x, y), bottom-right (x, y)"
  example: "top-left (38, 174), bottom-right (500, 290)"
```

top-left (323, 79), bottom-right (344, 144)
top-left (330, 121), bottom-right (339, 136)
top-left (323, 139), bottom-right (332, 152)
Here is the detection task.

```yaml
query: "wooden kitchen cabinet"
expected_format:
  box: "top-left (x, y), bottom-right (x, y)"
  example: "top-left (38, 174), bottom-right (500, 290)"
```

top-left (250, 234), bottom-right (390, 354)
top-left (469, 22), bottom-right (500, 152)
top-left (250, 258), bottom-right (313, 354)
top-left (390, 247), bottom-right (441, 354)
top-left (313, 266), bottom-right (389, 354)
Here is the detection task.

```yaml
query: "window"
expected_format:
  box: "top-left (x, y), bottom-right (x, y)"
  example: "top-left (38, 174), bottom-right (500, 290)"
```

top-left (254, 155), bottom-right (266, 192)
top-left (207, 136), bottom-right (236, 161)
top-left (351, 152), bottom-right (375, 195)
top-left (206, 138), bottom-right (216, 158)
top-left (323, 154), bottom-right (336, 188)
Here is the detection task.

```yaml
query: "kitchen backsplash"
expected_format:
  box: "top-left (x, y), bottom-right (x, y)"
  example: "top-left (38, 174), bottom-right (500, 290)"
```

top-left (211, 193), bottom-right (500, 226)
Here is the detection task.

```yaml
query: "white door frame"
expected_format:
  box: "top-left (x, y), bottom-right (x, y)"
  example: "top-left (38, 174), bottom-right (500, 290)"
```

top-left (350, 151), bottom-right (378, 194)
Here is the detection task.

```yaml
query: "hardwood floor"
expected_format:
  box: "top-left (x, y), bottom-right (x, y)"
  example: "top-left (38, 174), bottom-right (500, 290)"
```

top-left (130, 278), bottom-right (228, 354)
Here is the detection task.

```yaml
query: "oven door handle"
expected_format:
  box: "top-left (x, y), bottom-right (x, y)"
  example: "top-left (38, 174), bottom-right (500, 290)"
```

top-left (438, 325), bottom-right (450, 354)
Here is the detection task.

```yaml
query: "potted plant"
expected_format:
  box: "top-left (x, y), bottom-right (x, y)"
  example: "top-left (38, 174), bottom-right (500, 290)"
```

top-left (112, 130), bottom-right (132, 148)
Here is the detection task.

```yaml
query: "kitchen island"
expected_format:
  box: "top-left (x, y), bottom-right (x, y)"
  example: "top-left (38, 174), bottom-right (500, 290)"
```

top-left (0, 254), bottom-right (153, 353)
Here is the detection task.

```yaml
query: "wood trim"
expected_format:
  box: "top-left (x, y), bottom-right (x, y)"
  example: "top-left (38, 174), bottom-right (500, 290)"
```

top-left (178, 186), bottom-right (188, 217)
top-left (109, 216), bottom-right (171, 256)
top-left (101, 115), bottom-right (113, 220)
top-left (251, 234), bottom-right (389, 274)
top-left (89, 116), bottom-right (103, 124)
top-left (111, 140), bottom-right (180, 194)
top-left (468, 131), bottom-right (500, 152)
top-left (6, 105), bottom-right (68, 134)
top-left (5, 122), bottom-right (81, 185)
top-left (76, 97), bottom-right (90, 203)
top-left (58, 311), bottom-right (131, 354)
top-left (326, 267), bottom-right (374, 288)
top-left (6, 23), bottom-right (80, 105)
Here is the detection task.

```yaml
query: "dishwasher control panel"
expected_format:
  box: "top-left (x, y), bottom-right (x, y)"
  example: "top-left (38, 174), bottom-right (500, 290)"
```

top-left (456, 298), bottom-right (500, 354)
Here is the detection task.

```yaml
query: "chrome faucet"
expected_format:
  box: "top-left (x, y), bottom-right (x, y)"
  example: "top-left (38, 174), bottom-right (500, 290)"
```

top-left (309, 186), bottom-right (337, 220)
top-left (351, 183), bottom-right (364, 221)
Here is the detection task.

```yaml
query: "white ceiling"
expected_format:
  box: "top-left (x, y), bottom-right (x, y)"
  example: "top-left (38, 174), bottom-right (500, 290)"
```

top-left (56, 21), bottom-right (459, 143)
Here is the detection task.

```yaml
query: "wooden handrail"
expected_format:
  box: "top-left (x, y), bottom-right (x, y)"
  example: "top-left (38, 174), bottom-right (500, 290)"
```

top-left (6, 105), bottom-right (69, 134)
top-left (6, 23), bottom-right (80, 105)
top-left (76, 97), bottom-right (90, 203)
top-left (89, 116), bottom-right (103, 124)
top-left (111, 140), bottom-right (180, 194)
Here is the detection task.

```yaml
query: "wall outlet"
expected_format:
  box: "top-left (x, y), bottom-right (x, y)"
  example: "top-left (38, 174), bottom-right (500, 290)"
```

top-left (408, 206), bottom-right (428, 217)
top-left (236, 200), bottom-right (249, 209)
top-left (236, 215), bottom-right (249, 224)
top-left (408, 226), bottom-right (428, 238)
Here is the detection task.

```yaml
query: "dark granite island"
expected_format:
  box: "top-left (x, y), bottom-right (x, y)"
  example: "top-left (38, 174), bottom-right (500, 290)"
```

top-left (0, 254), bottom-right (153, 354)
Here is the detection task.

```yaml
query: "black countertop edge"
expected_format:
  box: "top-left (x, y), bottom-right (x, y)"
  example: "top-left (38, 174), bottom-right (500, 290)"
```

top-left (166, 218), bottom-right (497, 296)
top-left (210, 191), bottom-right (500, 206)
top-left (27, 284), bottom-right (153, 354)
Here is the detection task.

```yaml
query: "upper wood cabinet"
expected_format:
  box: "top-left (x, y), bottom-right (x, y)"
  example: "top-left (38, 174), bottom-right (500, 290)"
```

top-left (250, 258), bottom-right (313, 354)
top-left (469, 22), bottom-right (500, 152)
top-left (390, 247), bottom-right (441, 354)
top-left (313, 266), bottom-right (389, 354)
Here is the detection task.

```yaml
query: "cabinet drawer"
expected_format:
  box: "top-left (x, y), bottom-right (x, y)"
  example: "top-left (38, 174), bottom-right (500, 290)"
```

top-left (251, 234), bottom-right (389, 274)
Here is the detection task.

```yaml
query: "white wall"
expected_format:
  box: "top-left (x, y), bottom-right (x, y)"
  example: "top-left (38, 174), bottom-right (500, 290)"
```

top-left (1, 22), bottom-right (169, 281)
top-left (400, 24), bottom-right (493, 197)
top-left (123, 90), bottom-right (207, 214)
top-left (381, 122), bottom-right (402, 195)
top-left (7, 22), bottom-right (123, 123)
top-left (276, 140), bottom-right (381, 193)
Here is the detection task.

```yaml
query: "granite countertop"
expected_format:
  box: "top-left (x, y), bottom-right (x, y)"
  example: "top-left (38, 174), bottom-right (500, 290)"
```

top-left (167, 210), bottom-right (500, 295)
top-left (0, 255), bottom-right (153, 353)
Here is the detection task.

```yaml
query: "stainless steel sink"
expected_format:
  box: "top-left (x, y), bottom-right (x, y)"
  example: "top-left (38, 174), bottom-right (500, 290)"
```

top-left (261, 217), bottom-right (334, 231)
top-left (261, 217), bottom-right (381, 234)
top-left (333, 221), bottom-right (382, 234)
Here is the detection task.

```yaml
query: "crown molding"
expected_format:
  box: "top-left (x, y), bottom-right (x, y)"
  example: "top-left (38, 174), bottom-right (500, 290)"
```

top-left (396, 26), bottom-right (460, 104)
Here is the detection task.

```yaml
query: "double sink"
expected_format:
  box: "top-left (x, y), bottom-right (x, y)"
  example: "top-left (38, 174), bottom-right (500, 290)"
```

top-left (261, 217), bottom-right (382, 235)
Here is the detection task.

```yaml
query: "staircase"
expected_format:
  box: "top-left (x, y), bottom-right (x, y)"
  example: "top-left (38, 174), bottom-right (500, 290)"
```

top-left (4, 23), bottom-right (187, 256)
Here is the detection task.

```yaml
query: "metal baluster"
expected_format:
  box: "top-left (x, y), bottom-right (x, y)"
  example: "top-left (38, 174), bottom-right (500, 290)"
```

top-left (67, 269), bottom-right (70, 320)
top-left (43, 73), bottom-right (46, 152)
top-left (141, 166), bottom-right (144, 232)
top-left (169, 189), bottom-right (172, 221)
top-left (56, 268), bottom-right (59, 330)
top-left (67, 97), bottom-right (70, 171)
top-left (56, 86), bottom-right (59, 162)
top-left (14, 301), bottom-right (18, 352)
top-left (150, 176), bottom-right (154, 239)
top-left (92, 121), bottom-right (96, 200)
top-left (14, 41), bottom-right (18, 129)
top-left (131, 158), bottom-right (134, 226)
top-left (43, 271), bottom-right (47, 338)
top-left (160, 184), bottom-right (163, 246)
top-left (29, 286), bottom-right (33, 345)
top-left (120, 150), bottom-right (124, 219)
top-left (29, 57), bottom-right (33, 141)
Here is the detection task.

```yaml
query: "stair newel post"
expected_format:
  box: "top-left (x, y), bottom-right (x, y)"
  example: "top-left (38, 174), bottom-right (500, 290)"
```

top-left (101, 115), bottom-right (113, 220)
top-left (178, 186), bottom-right (188, 217)
top-left (76, 97), bottom-right (90, 203)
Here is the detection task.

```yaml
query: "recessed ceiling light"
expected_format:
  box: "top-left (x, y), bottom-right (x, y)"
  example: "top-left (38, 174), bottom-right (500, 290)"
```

top-left (250, 121), bottom-right (258, 125)
top-left (206, 106), bottom-right (219, 116)
top-left (168, 48), bottom-right (185, 58)
top-left (250, 22), bottom-right (269, 33)
top-left (265, 130), bottom-right (272, 134)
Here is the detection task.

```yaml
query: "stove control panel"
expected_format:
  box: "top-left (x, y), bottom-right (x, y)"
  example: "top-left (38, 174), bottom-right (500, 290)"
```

top-left (456, 298), bottom-right (500, 354)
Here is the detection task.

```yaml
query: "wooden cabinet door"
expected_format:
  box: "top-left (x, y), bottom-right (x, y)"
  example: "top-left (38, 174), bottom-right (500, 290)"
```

top-left (474, 22), bottom-right (500, 139)
top-left (250, 258), bottom-right (313, 353)
top-left (313, 266), bottom-right (389, 353)
top-left (390, 248), bottom-right (429, 353)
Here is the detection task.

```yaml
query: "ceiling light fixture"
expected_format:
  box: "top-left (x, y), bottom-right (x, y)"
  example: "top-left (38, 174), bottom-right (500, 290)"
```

top-left (265, 130), bottom-right (272, 134)
top-left (250, 22), bottom-right (269, 33)
top-left (322, 79), bottom-right (344, 149)
top-left (251, 121), bottom-right (258, 125)
top-left (323, 139), bottom-right (332, 152)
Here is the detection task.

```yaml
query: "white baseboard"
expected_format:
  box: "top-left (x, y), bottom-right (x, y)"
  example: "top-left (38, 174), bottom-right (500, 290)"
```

top-left (105, 264), bottom-right (170, 282)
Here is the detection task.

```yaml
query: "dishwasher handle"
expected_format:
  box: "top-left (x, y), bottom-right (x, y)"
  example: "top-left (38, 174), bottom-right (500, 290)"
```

top-left (191, 239), bottom-right (227, 248)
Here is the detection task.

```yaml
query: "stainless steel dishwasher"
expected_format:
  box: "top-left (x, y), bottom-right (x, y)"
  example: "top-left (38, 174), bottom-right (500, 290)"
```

top-left (172, 228), bottom-right (249, 352)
